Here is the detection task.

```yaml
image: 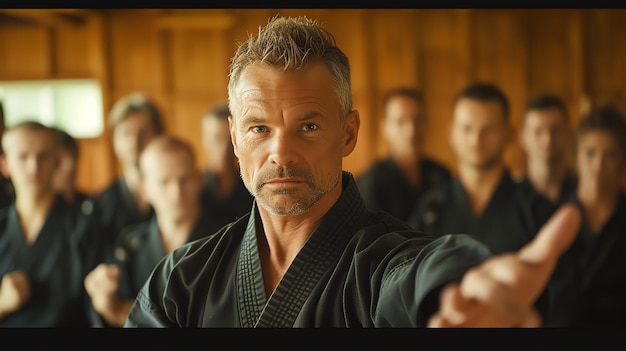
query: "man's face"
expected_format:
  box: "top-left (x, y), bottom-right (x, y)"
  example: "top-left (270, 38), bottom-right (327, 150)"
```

top-left (141, 148), bottom-right (202, 222)
top-left (229, 61), bottom-right (359, 216)
top-left (202, 116), bottom-right (234, 168)
top-left (4, 129), bottom-right (59, 194)
top-left (576, 130), bottom-right (624, 191)
top-left (450, 98), bottom-right (509, 170)
top-left (113, 112), bottom-right (160, 168)
top-left (521, 108), bottom-right (570, 166)
top-left (383, 96), bottom-right (424, 157)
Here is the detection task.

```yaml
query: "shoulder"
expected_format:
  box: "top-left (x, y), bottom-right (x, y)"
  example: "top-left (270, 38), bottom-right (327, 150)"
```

top-left (93, 179), bottom-right (123, 202)
top-left (422, 157), bottom-right (449, 170)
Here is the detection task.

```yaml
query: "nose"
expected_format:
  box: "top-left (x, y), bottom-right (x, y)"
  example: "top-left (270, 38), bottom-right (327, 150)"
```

top-left (268, 131), bottom-right (298, 167)
top-left (25, 156), bottom-right (38, 175)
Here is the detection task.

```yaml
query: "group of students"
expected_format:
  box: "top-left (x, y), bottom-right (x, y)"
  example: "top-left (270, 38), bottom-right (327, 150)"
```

top-left (0, 94), bottom-right (254, 327)
top-left (357, 83), bottom-right (626, 327)
top-left (1, 14), bottom-right (625, 329)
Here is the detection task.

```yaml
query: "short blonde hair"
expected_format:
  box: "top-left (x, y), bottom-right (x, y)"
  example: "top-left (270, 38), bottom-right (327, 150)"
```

top-left (227, 16), bottom-right (352, 123)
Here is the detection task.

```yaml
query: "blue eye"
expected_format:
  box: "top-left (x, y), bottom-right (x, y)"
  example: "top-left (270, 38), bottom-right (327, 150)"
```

top-left (251, 126), bottom-right (268, 133)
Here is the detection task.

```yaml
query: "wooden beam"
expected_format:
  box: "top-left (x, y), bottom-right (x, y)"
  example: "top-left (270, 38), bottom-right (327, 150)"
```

top-left (0, 9), bottom-right (87, 28)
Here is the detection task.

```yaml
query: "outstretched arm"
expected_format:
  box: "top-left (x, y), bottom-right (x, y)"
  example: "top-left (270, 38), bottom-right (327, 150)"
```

top-left (428, 204), bottom-right (581, 327)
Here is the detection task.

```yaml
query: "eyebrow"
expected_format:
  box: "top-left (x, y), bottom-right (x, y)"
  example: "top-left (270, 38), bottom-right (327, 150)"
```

top-left (239, 112), bottom-right (324, 126)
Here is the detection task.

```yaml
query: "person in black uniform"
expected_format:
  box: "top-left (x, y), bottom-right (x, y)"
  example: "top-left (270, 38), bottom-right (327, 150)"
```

top-left (408, 83), bottom-right (545, 254)
top-left (51, 127), bottom-right (93, 215)
top-left (91, 93), bottom-right (165, 259)
top-left (0, 102), bottom-right (15, 210)
top-left (200, 102), bottom-right (254, 228)
top-left (0, 121), bottom-right (98, 327)
top-left (84, 134), bottom-right (222, 327)
top-left (124, 16), bottom-right (581, 328)
top-left (357, 88), bottom-right (452, 223)
top-left (546, 104), bottom-right (626, 327)
top-left (517, 93), bottom-right (577, 225)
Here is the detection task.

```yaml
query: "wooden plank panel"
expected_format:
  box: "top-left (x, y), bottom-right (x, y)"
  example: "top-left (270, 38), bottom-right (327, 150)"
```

top-left (0, 26), bottom-right (51, 79)
top-left (54, 22), bottom-right (91, 77)
top-left (369, 10), bottom-right (422, 160)
top-left (75, 12), bottom-right (118, 194)
top-left (168, 96), bottom-right (208, 169)
top-left (108, 10), bottom-right (164, 92)
top-left (584, 9), bottom-right (626, 115)
top-left (527, 8), bottom-right (586, 127)
top-left (419, 9), bottom-right (474, 175)
top-left (170, 29), bottom-right (230, 98)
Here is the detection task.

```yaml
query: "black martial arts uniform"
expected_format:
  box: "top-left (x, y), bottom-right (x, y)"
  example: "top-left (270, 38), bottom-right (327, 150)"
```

top-left (515, 173), bottom-right (578, 228)
top-left (408, 170), bottom-right (544, 254)
top-left (0, 175), bottom-right (14, 210)
top-left (357, 156), bottom-right (452, 224)
top-left (0, 195), bottom-right (99, 327)
top-left (546, 191), bottom-right (626, 327)
top-left (91, 178), bottom-right (153, 259)
top-left (125, 172), bottom-right (504, 328)
top-left (88, 213), bottom-right (223, 327)
top-left (200, 170), bottom-right (254, 230)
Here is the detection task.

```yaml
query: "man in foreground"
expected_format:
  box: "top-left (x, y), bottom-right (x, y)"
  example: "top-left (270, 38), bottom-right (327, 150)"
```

top-left (124, 16), bottom-right (580, 328)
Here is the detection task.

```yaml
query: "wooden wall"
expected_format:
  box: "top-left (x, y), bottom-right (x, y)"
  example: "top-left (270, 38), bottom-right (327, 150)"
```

top-left (0, 9), bottom-right (625, 195)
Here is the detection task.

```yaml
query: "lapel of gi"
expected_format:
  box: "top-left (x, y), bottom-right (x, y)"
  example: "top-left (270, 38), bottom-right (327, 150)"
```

top-left (237, 172), bottom-right (367, 327)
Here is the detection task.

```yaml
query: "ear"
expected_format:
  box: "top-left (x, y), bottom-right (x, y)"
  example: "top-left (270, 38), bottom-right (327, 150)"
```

top-left (342, 110), bottom-right (360, 158)
top-left (228, 115), bottom-right (239, 159)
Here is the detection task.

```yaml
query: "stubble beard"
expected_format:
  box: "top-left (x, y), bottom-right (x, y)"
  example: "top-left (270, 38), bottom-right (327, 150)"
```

top-left (247, 166), bottom-right (341, 216)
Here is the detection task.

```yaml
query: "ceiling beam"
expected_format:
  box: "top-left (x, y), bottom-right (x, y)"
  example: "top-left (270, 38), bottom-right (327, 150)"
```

top-left (0, 9), bottom-right (88, 28)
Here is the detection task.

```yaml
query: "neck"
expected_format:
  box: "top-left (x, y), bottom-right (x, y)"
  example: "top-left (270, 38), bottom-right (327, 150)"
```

top-left (122, 165), bottom-right (141, 191)
top-left (577, 183), bottom-right (619, 205)
top-left (207, 162), bottom-right (239, 197)
top-left (526, 160), bottom-right (568, 202)
top-left (256, 176), bottom-right (342, 296)
top-left (15, 190), bottom-right (56, 244)
top-left (458, 163), bottom-right (505, 215)
top-left (158, 206), bottom-right (200, 253)
top-left (391, 151), bottom-right (421, 189)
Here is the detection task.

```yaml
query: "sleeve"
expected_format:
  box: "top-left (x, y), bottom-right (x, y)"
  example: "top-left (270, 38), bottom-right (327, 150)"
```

top-left (374, 234), bottom-right (493, 327)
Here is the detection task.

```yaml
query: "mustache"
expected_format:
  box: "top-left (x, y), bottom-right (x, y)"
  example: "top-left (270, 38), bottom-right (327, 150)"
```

top-left (256, 166), bottom-right (313, 190)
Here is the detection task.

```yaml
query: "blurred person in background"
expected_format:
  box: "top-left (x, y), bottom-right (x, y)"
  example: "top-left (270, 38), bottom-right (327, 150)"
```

top-left (517, 93), bottom-right (577, 226)
top-left (84, 135), bottom-right (222, 327)
top-left (51, 127), bottom-right (92, 214)
top-left (200, 102), bottom-right (253, 229)
top-left (546, 104), bottom-right (626, 327)
top-left (408, 82), bottom-right (545, 254)
top-left (357, 88), bottom-right (451, 223)
top-left (0, 121), bottom-right (98, 327)
top-left (91, 93), bottom-right (165, 259)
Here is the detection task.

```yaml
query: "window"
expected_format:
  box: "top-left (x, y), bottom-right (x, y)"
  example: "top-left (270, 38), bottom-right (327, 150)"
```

top-left (0, 78), bottom-right (104, 138)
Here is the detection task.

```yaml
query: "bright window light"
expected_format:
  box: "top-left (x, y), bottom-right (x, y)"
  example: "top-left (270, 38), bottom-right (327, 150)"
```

top-left (0, 78), bottom-right (104, 138)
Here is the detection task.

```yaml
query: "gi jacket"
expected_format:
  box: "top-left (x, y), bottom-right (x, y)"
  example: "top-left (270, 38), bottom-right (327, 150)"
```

top-left (125, 172), bottom-right (501, 327)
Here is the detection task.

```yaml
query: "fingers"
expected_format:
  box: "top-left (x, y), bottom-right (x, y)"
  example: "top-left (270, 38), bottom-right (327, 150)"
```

top-left (430, 204), bottom-right (581, 328)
